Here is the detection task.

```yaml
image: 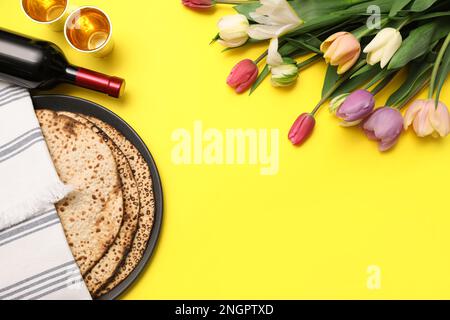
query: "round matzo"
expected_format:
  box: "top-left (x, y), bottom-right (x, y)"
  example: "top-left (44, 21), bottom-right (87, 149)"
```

top-left (36, 110), bottom-right (124, 275)
top-left (58, 111), bottom-right (140, 296)
top-left (84, 115), bottom-right (155, 296)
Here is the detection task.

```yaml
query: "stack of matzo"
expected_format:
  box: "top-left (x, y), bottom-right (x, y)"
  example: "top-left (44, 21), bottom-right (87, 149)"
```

top-left (36, 110), bottom-right (155, 298)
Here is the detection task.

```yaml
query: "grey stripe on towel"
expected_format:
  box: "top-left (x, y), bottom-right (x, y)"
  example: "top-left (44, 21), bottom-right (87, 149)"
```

top-left (0, 87), bottom-right (27, 103)
top-left (0, 128), bottom-right (41, 151)
top-left (0, 85), bottom-right (13, 94)
top-left (0, 128), bottom-right (44, 164)
top-left (28, 277), bottom-right (83, 300)
top-left (0, 261), bottom-right (79, 300)
top-left (0, 261), bottom-right (75, 294)
top-left (0, 208), bottom-right (58, 243)
top-left (1, 268), bottom-right (80, 300)
top-left (0, 207), bottom-right (56, 235)
top-left (0, 130), bottom-right (42, 157)
top-left (0, 94), bottom-right (29, 108)
top-left (0, 86), bottom-right (29, 108)
top-left (28, 278), bottom-right (85, 300)
top-left (0, 85), bottom-right (20, 96)
top-left (0, 220), bottom-right (60, 248)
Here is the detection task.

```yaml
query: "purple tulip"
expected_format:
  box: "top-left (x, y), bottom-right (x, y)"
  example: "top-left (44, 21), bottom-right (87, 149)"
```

top-left (363, 107), bottom-right (403, 152)
top-left (336, 89), bottom-right (375, 122)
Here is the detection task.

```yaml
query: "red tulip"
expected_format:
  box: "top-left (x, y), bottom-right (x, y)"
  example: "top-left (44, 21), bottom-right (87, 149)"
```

top-left (226, 59), bottom-right (258, 94)
top-left (288, 113), bottom-right (316, 146)
top-left (182, 0), bottom-right (214, 9)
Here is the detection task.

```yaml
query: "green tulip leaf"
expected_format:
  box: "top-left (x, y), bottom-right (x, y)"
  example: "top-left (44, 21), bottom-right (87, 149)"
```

top-left (237, 0), bottom-right (392, 38)
top-left (331, 65), bottom-right (380, 98)
top-left (285, 37), bottom-right (322, 54)
top-left (236, 0), bottom-right (374, 22)
top-left (434, 44), bottom-right (450, 105)
top-left (390, 0), bottom-right (413, 17)
top-left (322, 65), bottom-right (340, 98)
top-left (296, 54), bottom-right (322, 70)
top-left (250, 64), bottom-right (270, 95)
top-left (350, 64), bottom-right (374, 79)
top-left (388, 19), bottom-right (450, 70)
top-left (290, 0), bottom-right (372, 21)
top-left (386, 60), bottom-right (433, 107)
top-left (234, 3), bottom-right (260, 21)
top-left (410, 0), bottom-right (439, 12)
top-left (396, 71), bottom-right (431, 108)
top-left (413, 12), bottom-right (450, 22)
top-left (365, 68), bottom-right (397, 89)
top-left (290, 0), bottom-right (393, 37)
top-left (279, 42), bottom-right (303, 56)
top-left (370, 70), bottom-right (399, 95)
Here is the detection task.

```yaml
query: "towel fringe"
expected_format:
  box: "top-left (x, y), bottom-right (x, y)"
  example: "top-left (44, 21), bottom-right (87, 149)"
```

top-left (0, 181), bottom-right (72, 231)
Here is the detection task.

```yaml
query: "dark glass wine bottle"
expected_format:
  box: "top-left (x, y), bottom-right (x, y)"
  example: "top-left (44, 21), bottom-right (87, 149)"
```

top-left (0, 28), bottom-right (125, 98)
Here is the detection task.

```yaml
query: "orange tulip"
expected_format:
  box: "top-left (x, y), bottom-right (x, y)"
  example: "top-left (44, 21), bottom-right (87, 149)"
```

top-left (320, 32), bottom-right (361, 74)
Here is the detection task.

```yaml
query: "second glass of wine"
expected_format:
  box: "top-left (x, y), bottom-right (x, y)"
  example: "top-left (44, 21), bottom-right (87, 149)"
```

top-left (64, 6), bottom-right (114, 58)
top-left (21, 0), bottom-right (71, 31)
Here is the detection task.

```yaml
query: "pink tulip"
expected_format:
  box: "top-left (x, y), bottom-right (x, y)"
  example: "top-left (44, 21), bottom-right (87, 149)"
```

top-left (182, 0), bottom-right (214, 9)
top-left (404, 99), bottom-right (450, 138)
top-left (226, 59), bottom-right (258, 94)
top-left (320, 32), bottom-right (361, 74)
top-left (288, 113), bottom-right (316, 146)
top-left (363, 107), bottom-right (403, 152)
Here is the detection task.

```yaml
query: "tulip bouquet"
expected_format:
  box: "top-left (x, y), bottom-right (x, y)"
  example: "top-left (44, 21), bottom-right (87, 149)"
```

top-left (183, 0), bottom-right (450, 151)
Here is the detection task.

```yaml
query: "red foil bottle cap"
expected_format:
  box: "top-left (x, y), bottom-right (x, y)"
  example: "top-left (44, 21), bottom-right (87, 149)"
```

top-left (76, 68), bottom-right (125, 98)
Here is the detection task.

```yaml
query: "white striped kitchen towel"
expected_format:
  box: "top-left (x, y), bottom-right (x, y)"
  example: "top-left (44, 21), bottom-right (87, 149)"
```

top-left (0, 82), bottom-right (91, 300)
top-left (0, 82), bottom-right (71, 227)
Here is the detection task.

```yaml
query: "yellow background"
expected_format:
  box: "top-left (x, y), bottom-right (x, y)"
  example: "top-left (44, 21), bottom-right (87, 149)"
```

top-left (1, 0), bottom-right (450, 300)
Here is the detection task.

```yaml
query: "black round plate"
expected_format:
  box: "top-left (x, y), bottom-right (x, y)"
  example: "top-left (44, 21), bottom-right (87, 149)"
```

top-left (31, 94), bottom-right (163, 300)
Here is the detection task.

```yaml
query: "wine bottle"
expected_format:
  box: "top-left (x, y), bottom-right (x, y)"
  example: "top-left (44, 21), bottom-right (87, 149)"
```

top-left (0, 28), bottom-right (125, 98)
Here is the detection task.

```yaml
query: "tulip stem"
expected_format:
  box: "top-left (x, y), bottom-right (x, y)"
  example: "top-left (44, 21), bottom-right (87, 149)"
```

top-left (429, 32), bottom-right (450, 100)
top-left (296, 54), bottom-right (321, 70)
top-left (311, 60), bottom-right (366, 116)
top-left (397, 79), bottom-right (430, 110)
top-left (353, 17), bottom-right (389, 40)
top-left (254, 51), bottom-right (268, 65)
top-left (396, 16), bottom-right (413, 31)
top-left (367, 71), bottom-right (398, 96)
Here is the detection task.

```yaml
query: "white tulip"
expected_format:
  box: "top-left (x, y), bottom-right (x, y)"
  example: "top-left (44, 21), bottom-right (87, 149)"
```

top-left (247, 0), bottom-right (303, 40)
top-left (267, 38), bottom-right (298, 87)
top-left (217, 14), bottom-right (250, 48)
top-left (271, 62), bottom-right (299, 87)
top-left (363, 28), bottom-right (402, 68)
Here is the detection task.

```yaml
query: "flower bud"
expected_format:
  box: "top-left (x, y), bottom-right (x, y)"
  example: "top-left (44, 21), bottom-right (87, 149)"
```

top-left (288, 113), bottom-right (315, 146)
top-left (182, 0), bottom-right (214, 9)
top-left (217, 14), bottom-right (249, 48)
top-left (363, 107), bottom-right (403, 152)
top-left (364, 28), bottom-right (402, 68)
top-left (336, 89), bottom-right (375, 124)
top-left (226, 59), bottom-right (258, 94)
top-left (329, 93), bottom-right (349, 114)
top-left (320, 32), bottom-right (361, 74)
top-left (270, 58), bottom-right (299, 87)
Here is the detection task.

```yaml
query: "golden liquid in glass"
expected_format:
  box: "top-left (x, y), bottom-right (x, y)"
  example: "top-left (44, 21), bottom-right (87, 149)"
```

top-left (22, 0), bottom-right (67, 22)
top-left (66, 8), bottom-right (111, 51)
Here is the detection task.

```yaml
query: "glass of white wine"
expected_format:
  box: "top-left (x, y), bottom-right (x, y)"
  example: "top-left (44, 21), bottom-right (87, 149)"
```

top-left (21, 0), bottom-right (71, 31)
top-left (64, 6), bottom-right (114, 58)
